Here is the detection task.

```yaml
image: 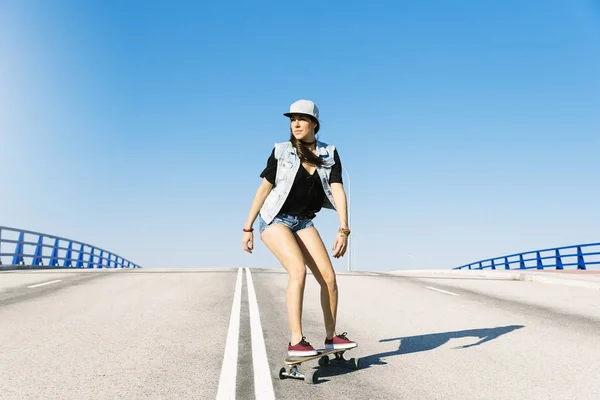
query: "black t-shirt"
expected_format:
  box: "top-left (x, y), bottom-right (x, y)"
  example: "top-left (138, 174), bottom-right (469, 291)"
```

top-left (260, 148), bottom-right (343, 219)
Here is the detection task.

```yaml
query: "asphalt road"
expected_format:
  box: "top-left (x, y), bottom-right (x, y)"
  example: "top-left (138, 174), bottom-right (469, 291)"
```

top-left (1, 268), bottom-right (599, 399)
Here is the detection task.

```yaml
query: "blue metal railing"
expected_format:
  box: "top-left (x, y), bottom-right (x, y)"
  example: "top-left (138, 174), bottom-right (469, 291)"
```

top-left (0, 226), bottom-right (141, 269)
top-left (454, 243), bottom-right (600, 271)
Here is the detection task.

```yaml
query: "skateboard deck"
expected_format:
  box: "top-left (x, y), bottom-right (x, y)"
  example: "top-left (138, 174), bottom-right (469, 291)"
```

top-left (284, 346), bottom-right (355, 365)
top-left (275, 346), bottom-right (360, 384)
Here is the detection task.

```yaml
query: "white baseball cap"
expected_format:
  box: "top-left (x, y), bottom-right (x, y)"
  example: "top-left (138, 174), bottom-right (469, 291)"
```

top-left (283, 99), bottom-right (320, 133)
top-left (283, 99), bottom-right (319, 120)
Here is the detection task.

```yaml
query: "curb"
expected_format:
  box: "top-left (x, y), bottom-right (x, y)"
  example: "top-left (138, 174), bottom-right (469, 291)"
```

top-left (516, 272), bottom-right (600, 290)
top-left (386, 269), bottom-right (600, 290)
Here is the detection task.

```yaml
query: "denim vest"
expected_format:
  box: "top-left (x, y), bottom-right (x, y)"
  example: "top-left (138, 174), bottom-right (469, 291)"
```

top-left (259, 140), bottom-right (337, 224)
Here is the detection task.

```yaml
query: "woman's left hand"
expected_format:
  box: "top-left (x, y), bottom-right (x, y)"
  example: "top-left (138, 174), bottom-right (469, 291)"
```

top-left (332, 232), bottom-right (348, 258)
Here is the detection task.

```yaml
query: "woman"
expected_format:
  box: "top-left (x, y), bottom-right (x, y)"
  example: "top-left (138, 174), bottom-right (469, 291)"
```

top-left (241, 99), bottom-right (358, 356)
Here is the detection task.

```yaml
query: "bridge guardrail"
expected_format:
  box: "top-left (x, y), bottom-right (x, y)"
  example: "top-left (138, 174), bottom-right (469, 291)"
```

top-left (454, 243), bottom-right (600, 271)
top-left (0, 226), bottom-right (141, 269)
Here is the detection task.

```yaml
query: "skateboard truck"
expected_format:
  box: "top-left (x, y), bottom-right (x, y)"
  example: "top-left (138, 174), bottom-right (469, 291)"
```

top-left (320, 350), bottom-right (360, 367)
top-left (276, 364), bottom-right (318, 384)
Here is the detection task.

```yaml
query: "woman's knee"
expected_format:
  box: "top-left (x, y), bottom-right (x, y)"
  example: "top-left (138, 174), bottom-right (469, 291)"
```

top-left (288, 264), bottom-right (307, 284)
top-left (319, 269), bottom-right (337, 290)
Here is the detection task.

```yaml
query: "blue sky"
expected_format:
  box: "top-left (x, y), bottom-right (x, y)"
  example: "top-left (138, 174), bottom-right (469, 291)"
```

top-left (1, 0), bottom-right (599, 271)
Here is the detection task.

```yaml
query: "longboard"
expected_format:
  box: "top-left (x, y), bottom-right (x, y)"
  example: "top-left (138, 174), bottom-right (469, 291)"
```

top-left (275, 346), bottom-right (360, 384)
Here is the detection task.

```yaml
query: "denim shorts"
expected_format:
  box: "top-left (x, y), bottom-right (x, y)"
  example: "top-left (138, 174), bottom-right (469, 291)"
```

top-left (258, 212), bottom-right (315, 234)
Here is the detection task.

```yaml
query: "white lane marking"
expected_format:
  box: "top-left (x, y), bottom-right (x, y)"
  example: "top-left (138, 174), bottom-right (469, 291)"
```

top-left (245, 267), bottom-right (275, 400)
top-left (27, 280), bottom-right (62, 288)
top-left (424, 286), bottom-right (459, 296)
top-left (217, 268), bottom-right (243, 400)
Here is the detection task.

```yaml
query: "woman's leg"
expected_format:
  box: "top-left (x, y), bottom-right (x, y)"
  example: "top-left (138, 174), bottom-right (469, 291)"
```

top-left (260, 223), bottom-right (307, 345)
top-left (294, 227), bottom-right (338, 339)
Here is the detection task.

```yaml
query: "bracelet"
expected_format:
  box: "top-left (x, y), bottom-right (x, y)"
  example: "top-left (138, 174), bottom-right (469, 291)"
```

top-left (243, 227), bottom-right (254, 232)
top-left (338, 228), bottom-right (351, 236)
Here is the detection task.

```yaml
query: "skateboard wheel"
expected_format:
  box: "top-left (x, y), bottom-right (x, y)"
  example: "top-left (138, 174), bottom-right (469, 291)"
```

top-left (304, 370), bottom-right (318, 384)
top-left (352, 358), bottom-right (360, 370)
top-left (318, 356), bottom-right (329, 367)
top-left (275, 367), bottom-right (286, 380)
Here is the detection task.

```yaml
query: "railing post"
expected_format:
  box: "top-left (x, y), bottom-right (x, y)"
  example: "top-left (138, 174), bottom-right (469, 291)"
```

top-left (87, 248), bottom-right (95, 268)
top-left (12, 232), bottom-right (25, 265)
top-left (0, 228), bottom-right (3, 265)
top-left (491, 259), bottom-right (496, 270)
top-left (98, 250), bottom-right (104, 268)
top-left (536, 251), bottom-right (544, 270)
top-left (76, 244), bottom-right (85, 268)
top-left (504, 257), bottom-right (509, 270)
top-left (64, 242), bottom-right (73, 267)
top-left (555, 249), bottom-right (563, 270)
top-left (478, 262), bottom-right (483, 270)
top-left (50, 238), bottom-right (60, 267)
top-left (32, 235), bottom-right (44, 266)
top-left (577, 246), bottom-right (586, 270)
top-left (519, 254), bottom-right (526, 269)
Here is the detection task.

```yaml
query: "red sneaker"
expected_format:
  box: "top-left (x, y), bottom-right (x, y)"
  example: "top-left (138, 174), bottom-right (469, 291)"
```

top-left (288, 337), bottom-right (318, 357)
top-left (325, 332), bottom-right (357, 350)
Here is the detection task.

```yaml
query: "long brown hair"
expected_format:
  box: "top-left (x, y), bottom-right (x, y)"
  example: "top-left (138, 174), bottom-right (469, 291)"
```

top-left (289, 116), bottom-right (323, 166)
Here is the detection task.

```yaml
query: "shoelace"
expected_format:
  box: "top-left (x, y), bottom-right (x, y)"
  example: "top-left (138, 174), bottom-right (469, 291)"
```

top-left (299, 336), bottom-right (312, 347)
top-left (336, 332), bottom-right (349, 340)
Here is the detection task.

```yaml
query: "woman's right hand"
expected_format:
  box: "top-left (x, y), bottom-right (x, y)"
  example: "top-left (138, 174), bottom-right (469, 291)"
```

top-left (242, 232), bottom-right (254, 253)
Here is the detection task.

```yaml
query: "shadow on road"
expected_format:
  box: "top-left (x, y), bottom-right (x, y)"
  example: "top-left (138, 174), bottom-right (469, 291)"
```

top-left (305, 325), bottom-right (525, 382)
top-left (361, 324), bottom-right (525, 368)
